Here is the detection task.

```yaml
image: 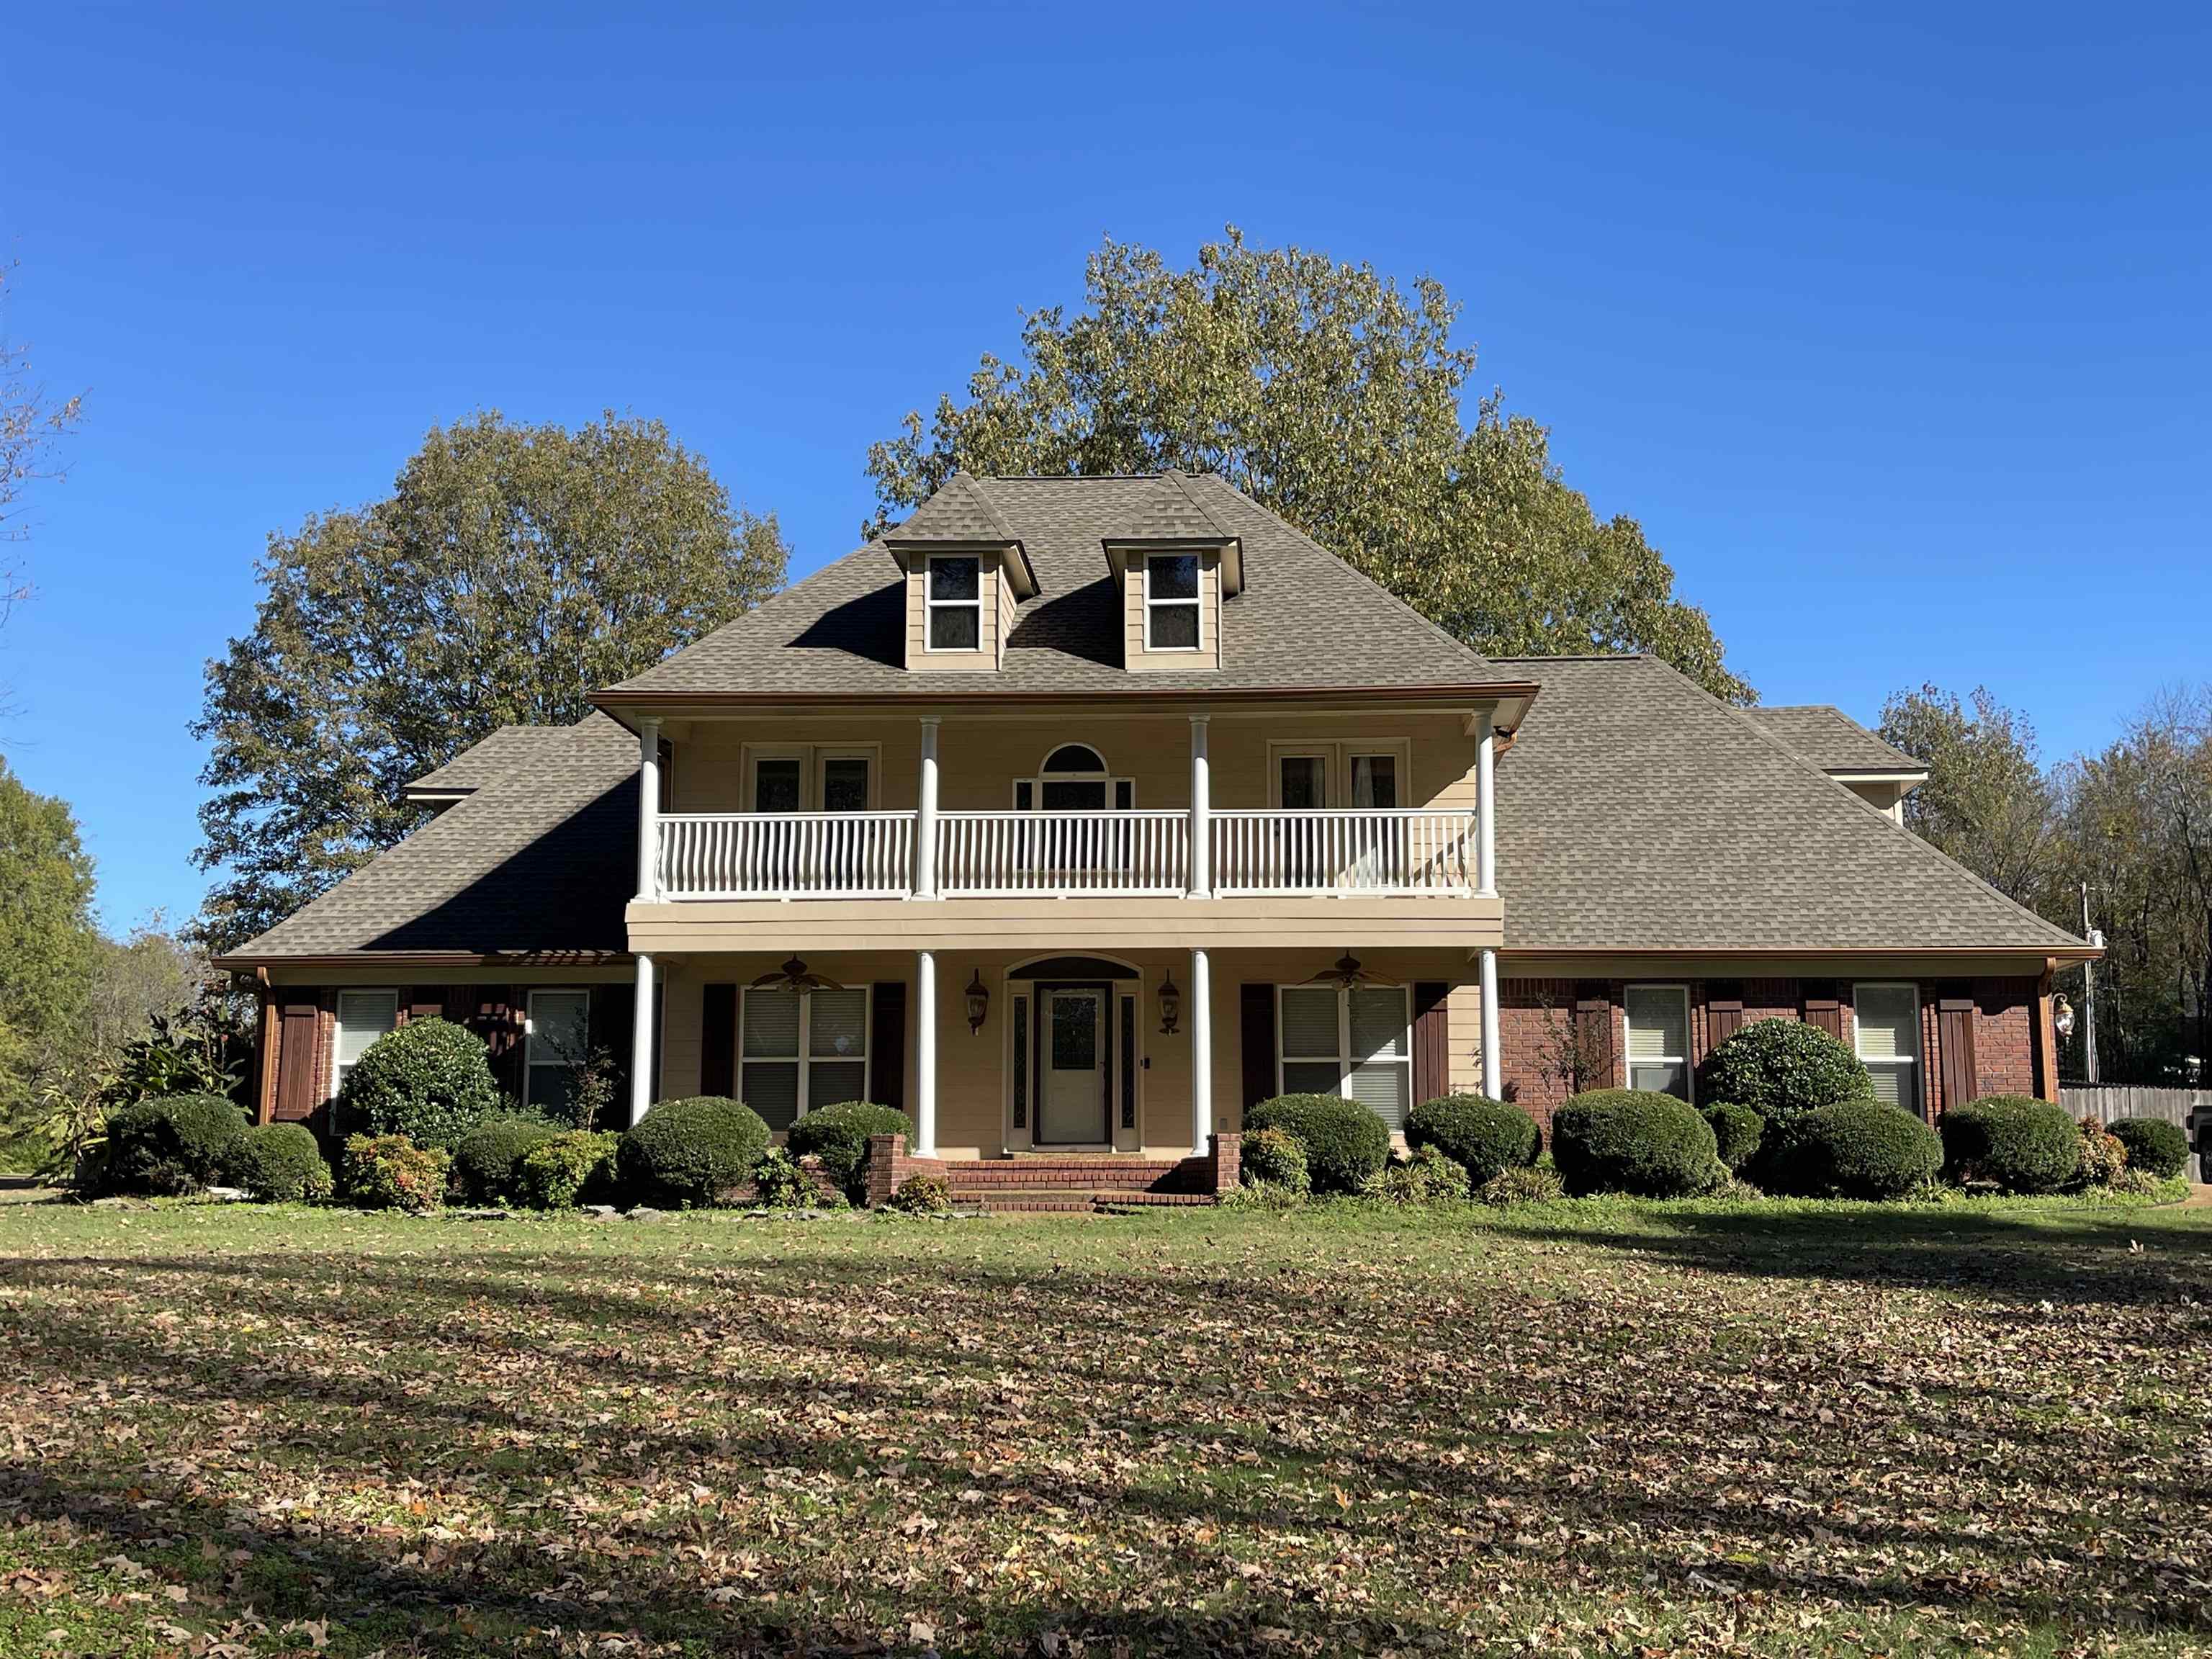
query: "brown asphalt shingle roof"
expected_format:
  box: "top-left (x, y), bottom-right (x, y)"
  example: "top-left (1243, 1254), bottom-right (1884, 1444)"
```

top-left (402, 726), bottom-right (572, 798)
top-left (1743, 704), bottom-right (1925, 775)
top-left (878, 469), bottom-right (1020, 546)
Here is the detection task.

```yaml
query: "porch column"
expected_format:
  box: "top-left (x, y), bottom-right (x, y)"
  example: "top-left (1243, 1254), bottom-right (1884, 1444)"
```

top-left (1190, 945), bottom-right (1213, 1149)
top-left (914, 716), bottom-right (940, 899)
top-left (915, 950), bottom-right (938, 1155)
top-left (1187, 715), bottom-right (1211, 898)
top-left (634, 714), bottom-right (662, 902)
top-left (1479, 946), bottom-right (1502, 1100)
top-left (1475, 709), bottom-right (1496, 899)
top-left (629, 951), bottom-right (657, 1125)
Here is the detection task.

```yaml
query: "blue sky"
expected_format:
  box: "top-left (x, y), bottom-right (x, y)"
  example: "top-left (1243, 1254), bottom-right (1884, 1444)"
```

top-left (4, 3), bottom-right (2207, 932)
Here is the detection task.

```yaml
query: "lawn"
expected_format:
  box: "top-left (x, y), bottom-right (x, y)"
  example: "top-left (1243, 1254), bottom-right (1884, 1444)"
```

top-left (2, 1194), bottom-right (2209, 1658)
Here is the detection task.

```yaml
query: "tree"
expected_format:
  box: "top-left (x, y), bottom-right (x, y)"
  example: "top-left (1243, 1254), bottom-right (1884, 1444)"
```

top-left (866, 230), bottom-right (1751, 701)
top-left (0, 758), bottom-right (97, 1131)
top-left (192, 410), bottom-right (788, 953)
top-left (1, 258), bottom-right (86, 673)
top-left (1878, 684), bottom-right (2055, 905)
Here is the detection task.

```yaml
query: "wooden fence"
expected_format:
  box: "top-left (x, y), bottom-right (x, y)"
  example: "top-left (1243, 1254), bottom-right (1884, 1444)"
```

top-left (2062, 1086), bottom-right (2207, 1182)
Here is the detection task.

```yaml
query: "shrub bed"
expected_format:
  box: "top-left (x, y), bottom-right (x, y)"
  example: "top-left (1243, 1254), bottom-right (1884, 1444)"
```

top-left (1551, 1089), bottom-right (1719, 1197)
top-left (1779, 1098), bottom-right (1942, 1198)
top-left (1403, 1094), bottom-right (1539, 1187)
top-left (342, 1134), bottom-right (450, 1212)
top-left (1238, 1126), bottom-right (1310, 1195)
top-left (886, 1172), bottom-right (950, 1214)
top-left (618, 1097), bottom-right (770, 1208)
top-left (96, 1094), bottom-right (248, 1196)
top-left (750, 1148), bottom-right (818, 1208)
top-left (335, 1017), bottom-right (503, 1151)
top-left (521, 1130), bottom-right (620, 1209)
top-left (1939, 1095), bottom-right (2079, 1193)
top-left (451, 1116), bottom-right (557, 1206)
top-left (1370, 1146), bottom-right (1469, 1205)
top-left (2108, 1116), bottom-right (2188, 1179)
top-left (785, 1102), bottom-right (912, 1202)
top-left (1478, 1165), bottom-right (1564, 1206)
top-left (1697, 1019), bottom-right (1871, 1131)
top-left (1701, 1102), bottom-right (1764, 1173)
top-left (234, 1122), bottom-right (333, 1202)
top-left (1244, 1094), bottom-right (1390, 1195)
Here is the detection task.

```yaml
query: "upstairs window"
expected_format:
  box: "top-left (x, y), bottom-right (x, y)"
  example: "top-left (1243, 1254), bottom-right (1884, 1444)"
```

top-left (1853, 984), bottom-right (1922, 1113)
top-left (1144, 554), bottom-right (1201, 650)
top-left (927, 555), bottom-right (981, 651)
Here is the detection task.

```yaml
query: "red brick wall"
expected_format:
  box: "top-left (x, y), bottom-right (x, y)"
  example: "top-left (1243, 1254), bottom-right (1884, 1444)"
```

top-left (1971, 979), bottom-right (2036, 1102)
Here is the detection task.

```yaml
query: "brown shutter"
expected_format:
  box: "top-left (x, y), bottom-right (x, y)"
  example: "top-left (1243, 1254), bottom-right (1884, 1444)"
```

top-left (1575, 984), bottom-right (1614, 1091)
top-left (701, 983), bottom-right (737, 1100)
top-left (1936, 994), bottom-right (1979, 1113)
top-left (1240, 984), bottom-right (1276, 1110)
top-left (407, 987), bottom-right (446, 1025)
top-left (274, 997), bottom-right (323, 1122)
top-left (1707, 984), bottom-right (1745, 1050)
top-left (870, 981), bottom-right (907, 1112)
top-left (1412, 981), bottom-right (1451, 1105)
top-left (1802, 982), bottom-right (1845, 1041)
top-left (591, 981), bottom-right (634, 1092)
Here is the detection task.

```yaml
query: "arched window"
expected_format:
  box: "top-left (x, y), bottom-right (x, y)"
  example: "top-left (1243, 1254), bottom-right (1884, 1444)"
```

top-left (1015, 743), bottom-right (1132, 811)
top-left (1043, 744), bottom-right (1107, 775)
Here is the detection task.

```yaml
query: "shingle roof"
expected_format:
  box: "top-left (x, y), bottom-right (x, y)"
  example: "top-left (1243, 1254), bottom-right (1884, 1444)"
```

top-left (403, 726), bottom-right (572, 799)
top-left (1743, 704), bottom-right (1925, 775)
top-left (1493, 655), bottom-right (2085, 955)
top-left (1115, 470), bottom-right (1235, 543)
top-left (878, 469), bottom-right (1020, 546)
top-left (603, 472), bottom-right (1511, 698)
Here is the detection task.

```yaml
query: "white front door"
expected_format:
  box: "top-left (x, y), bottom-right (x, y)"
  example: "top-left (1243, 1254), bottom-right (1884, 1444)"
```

top-left (1040, 989), bottom-right (1105, 1143)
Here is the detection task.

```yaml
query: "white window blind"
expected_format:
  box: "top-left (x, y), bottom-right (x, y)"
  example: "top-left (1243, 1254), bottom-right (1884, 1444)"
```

top-left (1624, 986), bottom-right (1691, 1100)
top-left (525, 989), bottom-right (590, 1112)
top-left (1853, 984), bottom-right (1921, 1112)
top-left (741, 986), bottom-right (869, 1129)
top-left (333, 989), bottom-right (398, 1098)
top-left (1277, 983), bottom-right (1413, 1129)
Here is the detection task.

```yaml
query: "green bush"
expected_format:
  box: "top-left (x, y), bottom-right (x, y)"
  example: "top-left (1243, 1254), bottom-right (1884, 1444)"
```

top-left (2073, 1117), bottom-right (2128, 1190)
top-left (1701, 1102), bottom-right (1764, 1173)
top-left (1478, 1165), bottom-right (1565, 1207)
top-left (784, 1102), bottom-right (912, 1202)
top-left (234, 1122), bottom-right (333, 1203)
top-left (617, 1096), bottom-right (770, 1208)
top-left (96, 1094), bottom-right (248, 1196)
top-left (1369, 1146), bottom-right (1470, 1205)
top-left (750, 1147), bottom-right (817, 1208)
top-left (520, 1130), bottom-right (619, 1210)
top-left (1697, 1019), bottom-right (1871, 1130)
top-left (886, 1172), bottom-right (950, 1214)
top-left (1403, 1094), bottom-right (1539, 1187)
top-left (1244, 1094), bottom-right (1390, 1195)
top-left (2108, 1117), bottom-right (2189, 1179)
top-left (341, 1134), bottom-right (450, 1212)
top-left (1550, 1089), bottom-right (1721, 1197)
top-left (1938, 1095), bottom-right (2080, 1194)
top-left (451, 1116), bottom-right (557, 1206)
top-left (334, 1017), bottom-right (503, 1151)
top-left (1238, 1126), bottom-right (1310, 1195)
top-left (1776, 1098), bottom-right (1942, 1199)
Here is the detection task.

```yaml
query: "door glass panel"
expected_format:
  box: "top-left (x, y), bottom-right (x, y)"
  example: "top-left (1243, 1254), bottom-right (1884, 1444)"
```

top-left (1278, 755), bottom-right (1326, 810)
top-left (1051, 994), bottom-right (1098, 1070)
top-left (754, 759), bottom-right (802, 814)
top-left (1041, 778), bottom-right (1107, 810)
top-left (821, 757), bottom-right (869, 812)
top-left (1350, 755), bottom-right (1398, 809)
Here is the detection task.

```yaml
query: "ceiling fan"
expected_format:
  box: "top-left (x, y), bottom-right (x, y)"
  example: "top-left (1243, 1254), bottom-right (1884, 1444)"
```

top-left (749, 956), bottom-right (844, 994)
top-left (1305, 952), bottom-right (1380, 989)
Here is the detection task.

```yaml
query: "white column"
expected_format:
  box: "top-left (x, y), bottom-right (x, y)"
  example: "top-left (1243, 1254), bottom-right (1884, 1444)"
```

top-left (629, 952), bottom-right (657, 1125)
top-left (914, 950), bottom-right (938, 1155)
top-left (1479, 947), bottom-right (1502, 1100)
top-left (1187, 715), bottom-right (1211, 898)
top-left (1190, 946), bottom-right (1213, 1150)
top-left (914, 716), bottom-right (940, 899)
top-left (1475, 709), bottom-right (1496, 899)
top-left (634, 714), bottom-right (663, 902)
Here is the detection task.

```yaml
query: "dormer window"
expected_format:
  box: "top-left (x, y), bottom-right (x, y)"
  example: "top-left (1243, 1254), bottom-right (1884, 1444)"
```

top-left (927, 556), bottom-right (982, 652)
top-left (1144, 554), bottom-right (1202, 651)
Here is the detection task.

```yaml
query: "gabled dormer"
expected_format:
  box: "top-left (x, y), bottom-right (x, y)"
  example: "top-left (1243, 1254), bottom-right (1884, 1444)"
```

top-left (1102, 471), bottom-right (1244, 673)
top-left (882, 472), bottom-right (1038, 673)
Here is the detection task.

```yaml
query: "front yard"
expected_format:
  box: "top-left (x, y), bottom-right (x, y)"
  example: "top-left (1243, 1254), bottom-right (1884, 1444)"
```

top-left (2, 1195), bottom-right (2209, 1658)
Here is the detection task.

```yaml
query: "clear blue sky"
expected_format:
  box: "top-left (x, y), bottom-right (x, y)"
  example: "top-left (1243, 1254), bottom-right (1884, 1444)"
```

top-left (4, 4), bottom-right (2207, 932)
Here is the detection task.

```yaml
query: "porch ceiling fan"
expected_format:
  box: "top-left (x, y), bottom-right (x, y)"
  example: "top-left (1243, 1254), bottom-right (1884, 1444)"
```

top-left (1305, 953), bottom-right (1380, 989)
top-left (749, 956), bottom-right (844, 994)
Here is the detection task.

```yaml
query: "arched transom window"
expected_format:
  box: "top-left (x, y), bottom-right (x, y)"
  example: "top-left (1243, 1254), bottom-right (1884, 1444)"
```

top-left (1015, 744), bottom-right (1133, 811)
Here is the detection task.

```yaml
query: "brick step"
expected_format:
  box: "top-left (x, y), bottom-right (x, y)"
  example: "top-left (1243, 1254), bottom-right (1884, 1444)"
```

top-left (952, 1169), bottom-right (1189, 1187)
top-left (969, 1190), bottom-right (1222, 1214)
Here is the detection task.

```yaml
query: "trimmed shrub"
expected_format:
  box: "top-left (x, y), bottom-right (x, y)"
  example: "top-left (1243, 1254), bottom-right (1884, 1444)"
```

top-left (886, 1172), bottom-right (951, 1214)
top-left (1938, 1094), bottom-right (2080, 1194)
top-left (1478, 1165), bottom-right (1565, 1206)
top-left (1238, 1126), bottom-right (1310, 1196)
top-left (1697, 1019), bottom-right (1871, 1130)
top-left (784, 1102), bottom-right (912, 1202)
top-left (234, 1122), bottom-right (333, 1203)
top-left (96, 1094), bottom-right (248, 1196)
top-left (1701, 1102), bottom-right (1764, 1173)
top-left (2108, 1117), bottom-right (2189, 1179)
top-left (1370, 1146), bottom-right (1470, 1205)
top-left (452, 1116), bottom-right (557, 1206)
top-left (750, 1148), bottom-right (816, 1208)
top-left (617, 1096), bottom-right (770, 1208)
top-left (521, 1130), bottom-right (619, 1210)
top-left (1244, 1094), bottom-right (1390, 1195)
top-left (1551, 1089), bottom-right (1721, 1197)
top-left (2074, 1117), bottom-right (2128, 1190)
top-left (334, 1017), bottom-right (502, 1151)
top-left (342, 1134), bottom-right (450, 1213)
top-left (1404, 1094), bottom-right (1539, 1187)
top-left (1779, 1098), bottom-right (1943, 1199)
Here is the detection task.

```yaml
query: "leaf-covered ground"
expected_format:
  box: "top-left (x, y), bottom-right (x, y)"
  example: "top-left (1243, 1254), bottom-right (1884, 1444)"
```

top-left (2, 1193), bottom-right (2209, 1658)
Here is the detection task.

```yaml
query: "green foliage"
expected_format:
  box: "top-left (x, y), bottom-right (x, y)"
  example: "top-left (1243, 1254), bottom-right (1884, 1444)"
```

top-left (0, 757), bottom-right (97, 1133)
top-left (519, 1130), bottom-right (619, 1210)
top-left (334, 1017), bottom-right (502, 1151)
top-left (451, 1115), bottom-right (557, 1206)
top-left (784, 1102), bottom-right (912, 1202)
top-left (234, 1122), bottom-right (332, 1203)
top-left (617, 1096), bottom-right (770, 1209)
top-left (866, 229), bottom-right (1748, 703)
top-left (1939, 1095), bottom-right (2082, 1194)
top-left (1551, 1089), bottom-right (1722, 1197)
top-left (1245, 1094), bottom-right (1391, 1196)
top-left (191, 410), bottom-right (790, 953)
top-left (93, 1093), bottom-right (248, 1196)
top-left (1775, 1100), bottom-right (1943, 1200)
top-left (1238, 1126), bottom-right (1310, 1196)
top-left (1368, 1146), bottom-right (1470, 1206)
top-left (1879, 684), bottom-right (2053, 907)
top-left (1403, 1093), bottom-right (1539, 1187)
top-left (1478, 1165), bottom-right (1565, 1206)
top-left (1696, 1019), bottom-right (1871, 1132)
top-left (750, 1148), bottom-right (817, 1209)
top-left (2108, 1117), bottom-right (2188, 1179)
top-left (2073, 1117), bottom-right (2128, 1190)
top-left (1701, 1102), bottom-right (1765, 1173)
top-left (341, 1134), bottom-right (449, 1212)
top-left (885, 1172), bottom-right (951, 1215)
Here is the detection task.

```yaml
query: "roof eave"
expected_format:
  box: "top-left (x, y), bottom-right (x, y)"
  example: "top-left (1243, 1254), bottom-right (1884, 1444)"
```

top-left (882, 536), bottom-right (1039, 600)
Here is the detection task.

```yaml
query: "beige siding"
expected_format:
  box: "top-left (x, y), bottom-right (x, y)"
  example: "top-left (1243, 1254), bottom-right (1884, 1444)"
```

top-left (1447, 983), bottom-right (1485, 1096)
top-left (1122, 549), bottom-right (1223, 672)
top-left (904, 561), bottom-right (999, 673)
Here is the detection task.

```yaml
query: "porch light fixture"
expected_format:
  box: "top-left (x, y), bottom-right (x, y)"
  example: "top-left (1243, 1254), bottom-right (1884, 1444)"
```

top-left (1158, 971), bottom-right (1182, 1035)
top-left (2053, 994), bottom-right (2076, 1041)
top-left (964, 968), bottom-right (989, 1035)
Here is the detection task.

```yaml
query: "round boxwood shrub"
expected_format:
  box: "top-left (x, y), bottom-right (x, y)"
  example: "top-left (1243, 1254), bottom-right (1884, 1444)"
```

top-left (1550, 1089), bottom-right (1720, 1197)
top-left (2108, 1116), bottom-right (2188, 1179)
top-left (335, 1017), bottom-right (502, 1151)
top-left (234, 1121), bottom-right (333, 1202)
top-left (520, 1130), bottom-right (619, 1210)
top-left (1403, 1094), bottom-right (1539, 1187)
top-left (1938, 1094), bottom-right (2080, 1193)
top-left (1701, 1102), bottom-right (1764, 1173)
top-left (618, 1096), bottom-right (770, 1208)
top-left (96, 1093), bottom-right (248, 1195)
top-left (784, 1101), bottom-right (912, 1202)
top-left (1244, 1094), bottom-right (1390, 1195)
top-left (1697, 1019), bottom-right (1871, 1130)
top-left (1239, 1125), bottom-right (1310, 1195)
top-left (452, 1115), bottom-right (557, 1206)
top-left (1779, 1098), bottom-right (1942, 1198)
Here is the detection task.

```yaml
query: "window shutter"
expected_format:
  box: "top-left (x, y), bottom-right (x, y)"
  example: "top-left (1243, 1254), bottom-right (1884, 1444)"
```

top-left (870, 980), bottom-right (907, 1113)
top-left (1575, 986), bottom-right (1614, 1089)
top-left (1707, 986), bottom-right (1745, 1049)
top-left (274, 997), bottom-right (323, 1122)
top-left (1412, 982), bottom-right (1450, 1106)
top-left (407, 988), bottom-right (446, 1025)
top-left (1936, 995), bottom-right (1977, 1114)
top-left (701, 984), bottom-right (737, 1099)
top-left (1802, 983), bottom-right (1845, 1040)
top-left (1239, 984), bottom-right (1275, 1112)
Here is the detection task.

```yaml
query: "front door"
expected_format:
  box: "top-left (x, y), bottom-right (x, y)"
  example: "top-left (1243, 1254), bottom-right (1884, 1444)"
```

top-left (1040, 989), bottom-right (1106, 1143)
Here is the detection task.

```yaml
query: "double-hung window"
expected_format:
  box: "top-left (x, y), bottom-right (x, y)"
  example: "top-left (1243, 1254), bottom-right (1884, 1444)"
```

top-left (926, 555), bottom-right (981, 651)
top-left (1144, 554), bottom-right (1201, 650)
top-left (332, 989), bottom-right (399, 1098)
top-left (1853, 984), bottom-right (1922, 1112)
top-left (1277, 983), bottom-right (1413, 1130)
top-left (1623, 985), bottom-right (1691, 1101)
top-left (525, 989), bottom-right (591, 1112)
top-left (739, 986), bottom-right (870, 1131)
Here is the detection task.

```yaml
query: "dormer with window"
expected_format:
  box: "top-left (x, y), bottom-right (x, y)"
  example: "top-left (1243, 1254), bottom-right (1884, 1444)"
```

top-left (1105, 471), bottom-right (1244, 673)
top-left (881, 471), bottom-right (1038, 673)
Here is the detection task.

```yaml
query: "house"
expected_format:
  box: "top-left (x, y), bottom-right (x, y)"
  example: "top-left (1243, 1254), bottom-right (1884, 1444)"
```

top-left (214, 469), bottom-right (2096, 1200)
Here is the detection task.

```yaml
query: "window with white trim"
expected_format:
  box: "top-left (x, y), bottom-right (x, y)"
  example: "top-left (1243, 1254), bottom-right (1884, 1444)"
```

top-left (1277, 983), bottom-right (1412, 1130)
top-left (1623, 985), bottom-right (1691, 1101)
top-left (739, 986), bottom-right (870, 1131)
top-left (332, 989), bottom-right (398, 1099)
top-left (525, 989), bottom-right (591, 1113)
top-left (1144, 554), bottom-right (1201, 650)
top-left (926, 555), bottom-right (981, 651)
top-left (1853, 983), bottom-right (1922, 1112)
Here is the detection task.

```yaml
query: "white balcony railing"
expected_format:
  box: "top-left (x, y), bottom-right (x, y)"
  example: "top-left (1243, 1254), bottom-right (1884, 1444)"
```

top-left (937, 809), bottom-right (1190, 896)
top-left (657, 810), bottom-right (916, 899)
top-left (1210, 809), bottom-right (1475, 896)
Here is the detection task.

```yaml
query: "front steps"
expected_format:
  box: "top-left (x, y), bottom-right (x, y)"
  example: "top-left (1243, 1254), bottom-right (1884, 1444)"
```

top-left (943, 1155), bottom-right (1220, 1215)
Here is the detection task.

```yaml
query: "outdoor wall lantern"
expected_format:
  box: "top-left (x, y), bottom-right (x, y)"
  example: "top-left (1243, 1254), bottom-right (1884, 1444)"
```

top-left (2053, 994), bottom-right (2076, 1041)
top-left (964, 968), bottom-right (989, 1035)
top-left (1158, 971), bottom-right (1182, 1036)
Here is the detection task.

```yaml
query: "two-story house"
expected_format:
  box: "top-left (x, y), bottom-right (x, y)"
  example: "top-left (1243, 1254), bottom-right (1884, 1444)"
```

top-left (216, 470), bottom-right (2095, 1200)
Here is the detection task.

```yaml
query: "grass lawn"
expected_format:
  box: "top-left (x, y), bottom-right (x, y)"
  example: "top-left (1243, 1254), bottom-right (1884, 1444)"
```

top-left (2, 1192), bottom-right (2210, 1657)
